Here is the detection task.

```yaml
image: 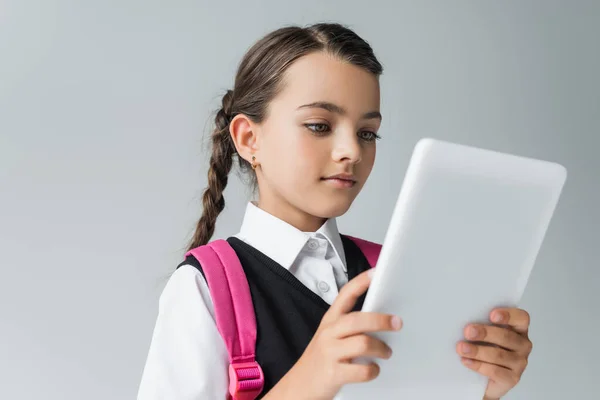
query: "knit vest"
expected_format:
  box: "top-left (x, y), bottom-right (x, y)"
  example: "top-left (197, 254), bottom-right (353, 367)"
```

top-left (178, 234), bottom-right (372, 398)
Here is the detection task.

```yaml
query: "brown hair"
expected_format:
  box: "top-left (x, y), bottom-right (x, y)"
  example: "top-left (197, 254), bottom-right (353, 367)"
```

top-left (187, 23), bottom-right (383, 251)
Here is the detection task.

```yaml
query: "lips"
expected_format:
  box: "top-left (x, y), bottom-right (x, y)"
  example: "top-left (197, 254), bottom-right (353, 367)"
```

top-left (322, 173), bottom-right (357, 183)
top-left (321, 174), bottom-right (357, 188)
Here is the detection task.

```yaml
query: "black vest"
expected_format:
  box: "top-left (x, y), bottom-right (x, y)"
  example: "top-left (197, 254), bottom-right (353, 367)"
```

top-left (178, 235), bottom-right (372, 398)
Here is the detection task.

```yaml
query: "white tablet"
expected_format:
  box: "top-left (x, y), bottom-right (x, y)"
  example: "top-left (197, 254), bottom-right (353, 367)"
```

top-left (338, 138), bottom-right (567, 400)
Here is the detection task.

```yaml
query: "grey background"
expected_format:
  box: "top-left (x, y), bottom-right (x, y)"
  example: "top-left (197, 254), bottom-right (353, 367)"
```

top-left (1, 0), bottom-right (598, 399)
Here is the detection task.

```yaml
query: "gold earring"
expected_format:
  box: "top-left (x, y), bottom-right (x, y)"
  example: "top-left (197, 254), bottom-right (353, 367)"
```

top-left (251, 155), bottom-right (257, 170)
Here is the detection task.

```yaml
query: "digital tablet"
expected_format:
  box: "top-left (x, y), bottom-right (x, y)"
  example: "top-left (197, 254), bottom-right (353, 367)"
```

top-left (338, 138), bottom-right (567, 400)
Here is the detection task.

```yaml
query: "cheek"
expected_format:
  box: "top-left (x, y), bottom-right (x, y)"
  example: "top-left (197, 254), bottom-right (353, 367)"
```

top-left (274, 130), bottom-right (325, 168)
top-left (359, 145), bottom-right (376, 177)
top-left (294, 134), bottom-right (329, 170)
top-left (261, 125), bottom-right (326, 181)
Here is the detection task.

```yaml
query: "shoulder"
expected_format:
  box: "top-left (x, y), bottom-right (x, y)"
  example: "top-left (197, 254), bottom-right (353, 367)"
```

top-left (176, 254), bottom-right (203, 273)
top-left (158, 262), bottom-right (215, 317)
top-left (138, 264), bottom-right (227, 399)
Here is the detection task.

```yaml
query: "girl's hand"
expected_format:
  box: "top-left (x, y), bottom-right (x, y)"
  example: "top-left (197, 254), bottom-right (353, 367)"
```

top-left (264, 269), bottom-right (402, 400)
top-left (457, 308), bottom-right (533, 400)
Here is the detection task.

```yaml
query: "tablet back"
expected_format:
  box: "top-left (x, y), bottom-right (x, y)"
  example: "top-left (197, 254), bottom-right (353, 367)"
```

top-left (338, 138), bottom-right (566, 400)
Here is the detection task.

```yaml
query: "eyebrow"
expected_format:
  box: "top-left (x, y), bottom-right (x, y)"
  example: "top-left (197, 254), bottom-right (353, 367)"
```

top-left (297, 101), bottom-right (382, 121)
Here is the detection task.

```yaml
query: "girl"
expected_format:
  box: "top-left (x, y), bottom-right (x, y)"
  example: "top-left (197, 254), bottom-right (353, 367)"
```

top-left (138, 23), bottom-right (533, 400)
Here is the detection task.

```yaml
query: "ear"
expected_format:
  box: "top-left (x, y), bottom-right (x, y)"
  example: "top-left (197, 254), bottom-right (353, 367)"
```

top-left (229, 114), bottom-right (260, 164)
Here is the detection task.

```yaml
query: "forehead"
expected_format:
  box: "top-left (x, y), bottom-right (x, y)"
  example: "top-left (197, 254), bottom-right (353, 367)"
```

top-left (272, 51), bottom-right (380, 113)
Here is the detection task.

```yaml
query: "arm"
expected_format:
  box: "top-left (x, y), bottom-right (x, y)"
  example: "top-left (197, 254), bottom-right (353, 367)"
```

top-left (137, 266), bottom-right (229, 399)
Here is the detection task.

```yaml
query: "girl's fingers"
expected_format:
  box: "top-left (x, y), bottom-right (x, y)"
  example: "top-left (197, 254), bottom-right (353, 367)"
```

top-left (336, 362), bottom-right (382, 385)
top-left (463, 324), bottom-right (532, 355)
top-left (461, 357), bottom-right (521, 387)
top-left (490, 308), bottom-right (531, 336)
top-left (333, 311), bottom-right (402, 338)
top-left (324, 270), bottom-right (373, 321)
top-left (336, 334), bottom-right (393, 361)
top-left (456, 342), bottom-right (527, 372)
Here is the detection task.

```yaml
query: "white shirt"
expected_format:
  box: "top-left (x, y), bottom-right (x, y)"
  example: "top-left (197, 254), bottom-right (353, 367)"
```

top-left (137, 202), bottom-right (348, 399)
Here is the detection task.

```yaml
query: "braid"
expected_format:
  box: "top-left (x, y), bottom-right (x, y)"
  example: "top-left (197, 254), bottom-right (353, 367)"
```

top-left (187, 90), bottom-right (236, 250)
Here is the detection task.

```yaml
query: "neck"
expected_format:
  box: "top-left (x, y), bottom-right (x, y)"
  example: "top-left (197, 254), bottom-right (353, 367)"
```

top-left (254, 197), bottom-right (327, 233)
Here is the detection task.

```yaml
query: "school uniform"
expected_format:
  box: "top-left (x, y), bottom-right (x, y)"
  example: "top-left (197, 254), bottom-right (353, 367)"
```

top-left (137, 202), bottom-right (371, 399)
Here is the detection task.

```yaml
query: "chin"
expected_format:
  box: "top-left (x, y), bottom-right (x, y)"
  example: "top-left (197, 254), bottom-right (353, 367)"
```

top-left (308, 198), bottom-right (355, 219)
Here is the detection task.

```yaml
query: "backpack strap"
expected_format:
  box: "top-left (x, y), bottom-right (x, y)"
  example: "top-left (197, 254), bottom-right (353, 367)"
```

top-left (345, 235), bottom-right (382, 268)
top-left (186, 240), bottom-right (264, 400)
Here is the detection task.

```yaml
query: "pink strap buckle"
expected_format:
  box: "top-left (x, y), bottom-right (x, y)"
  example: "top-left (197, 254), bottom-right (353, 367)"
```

top-left (228, 361), bottom-right (265, 400)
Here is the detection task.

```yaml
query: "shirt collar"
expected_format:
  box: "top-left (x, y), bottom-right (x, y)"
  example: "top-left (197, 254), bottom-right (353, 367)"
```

top-left (235, 202), bottom-right (346, 271)
top-left (309, 216), bottom-right (347, 273)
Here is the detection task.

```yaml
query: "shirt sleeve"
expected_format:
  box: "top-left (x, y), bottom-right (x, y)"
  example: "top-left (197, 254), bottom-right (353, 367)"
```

top-left (137, 265), bottom-right (229, 400)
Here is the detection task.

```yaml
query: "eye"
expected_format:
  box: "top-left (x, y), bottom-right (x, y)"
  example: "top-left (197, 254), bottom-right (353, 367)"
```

top-left (304, 123), bottom-right (331, 135)
top-left (358, 130), bottom-right (381, 142)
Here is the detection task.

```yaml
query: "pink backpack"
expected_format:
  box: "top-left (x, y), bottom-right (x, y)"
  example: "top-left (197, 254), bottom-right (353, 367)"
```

top-left (186, 235), bottom-right (381, 400)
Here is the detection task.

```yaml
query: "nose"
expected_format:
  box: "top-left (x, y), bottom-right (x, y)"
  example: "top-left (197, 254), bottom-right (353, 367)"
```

top-left (331, 129), bottom-right (362, 165)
